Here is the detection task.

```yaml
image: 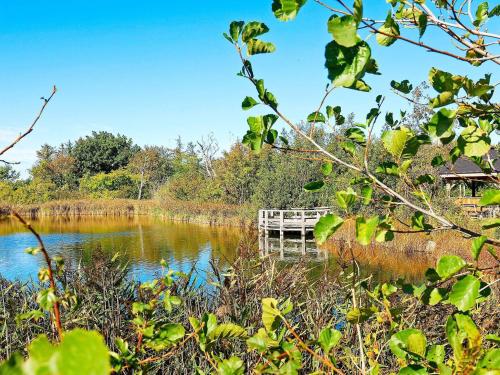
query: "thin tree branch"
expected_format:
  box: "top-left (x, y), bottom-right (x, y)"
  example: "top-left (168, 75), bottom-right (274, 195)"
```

top-left (0, 86), bottom-right (57, 157)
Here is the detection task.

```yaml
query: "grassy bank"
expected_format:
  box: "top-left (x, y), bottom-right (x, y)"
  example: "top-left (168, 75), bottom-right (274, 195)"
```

top-left (0, 198), bottom-right (252, 227)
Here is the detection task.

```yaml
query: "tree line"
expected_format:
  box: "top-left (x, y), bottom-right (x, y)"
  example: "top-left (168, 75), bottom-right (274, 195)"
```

top-left (0, 99), bottom-right (468, 214)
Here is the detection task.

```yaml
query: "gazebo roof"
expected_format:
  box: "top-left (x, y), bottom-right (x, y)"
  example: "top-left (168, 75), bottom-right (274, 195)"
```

top-left (439, 149), bottom-right (499, 180)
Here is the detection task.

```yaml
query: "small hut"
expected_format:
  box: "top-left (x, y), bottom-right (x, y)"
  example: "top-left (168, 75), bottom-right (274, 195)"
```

top-left (438, 150), bottom-right (499, 217)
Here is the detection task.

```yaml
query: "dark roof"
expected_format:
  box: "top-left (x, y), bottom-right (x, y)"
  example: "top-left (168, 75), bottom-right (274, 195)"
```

top-left (439, 149), bottom-right (500, 177)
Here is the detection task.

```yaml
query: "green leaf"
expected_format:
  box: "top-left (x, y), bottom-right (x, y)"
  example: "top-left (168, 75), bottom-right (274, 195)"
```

top-left (242, 96), bottom-right (258, 110)
top-left (389, 329), bottom-right (427, 359)
top-left (446, 313), bottom-right (482, 362)
top-left (314, 214), bottom-right (344, 245)
top-left (321, 162), bottom-right (333, 176)
top-left (429, 92), bottom-right (454, 108)
top-left (147, 323), bottom-right (185, 350)
top-left (336, 188), bottom-right (357, 210)
top-left (477, 348), bottom-right (500, 370)
top-left (229, 21), bottom-right (245, 42)
top-left (242, 22), bottom-right (270, 43)
top-left (261, 298), bottom-right (282, 332)
top-left (247, 39), bottom-right (276, 55)
top-left (375, 162), bottom-right (400, 176)
top-left (217, 356), bottom-right (245, 375)
top-left (376, 13), bottom-right (400, 46)
top-left (345, 127), bottom-right (366, 145)
top-left (361, 185), bottom-right (373, 205)
top-left (428, 68), bottom-right (462, 94)
top-left (457, 125), bottom-right (491, 157)
top-left (307, 111), bottom-right (326, 123)
top-left (341, 141), bottom-right (356, 156)
top-left (474, 1), bottom-right (489, 26)
top-left (247, 116), bottom-right (264, 133)
top-left (356, 216), bottom-right (379, 245)
top-left (353, 0), bottom-right (363, 23)
top-left (381, 127), bottom-right (418, 160)
top-left (479, 189), bottom-right (500, 206)
top-left (414, 174), bottom-right (435, 186)
top-left (426, 344), bottom-right (445, 365)
top-left (448, 275), bottom-right (480, 311)
top-left (471, 236), bottom-right (487, 261)
top-left (422, 287), bottom-right (447, 305)
top-left (24, 329), bottom-right (110, 375)
top-left (398, 365), bottom-right (429, 374)
top-left (246, 328), bottom-right (279, 352)
top-left (272, 0), bottom-right (307, 21)
top-left (431, 155), bottom-right (445, 167)
top-left (436, 255), bottom-right (466, 279)
top-left (0, 354), bottom-right (23, 375)
top-left (325, 40), bottom-right (371, 88)
top-left (318, 327), bottom-right (342, 353)
top-left (349, 79), bottom-right (371, 92)
top-left (423, 108), bottom-right (456, 145)
top-left (304, 180), bottom-right (325, 192)
top-left (390, 79), bottom-right (413, 94)
top-left (418, 14), bottom-right (427, 38)
top-left (209, 323), bottom-right (247, 341)
top-left (375, 216), bottom-right (394, 243)
top-left (36, 289), bottom-right (57, 311)
top-left (491, 5), bottom-right (500, 16)
top-left (411, 212), bottom-right (432, 231)
top-left (346, 307), bottom-right (376, 323)
top-left (327, 15), bottom-right (361, 47)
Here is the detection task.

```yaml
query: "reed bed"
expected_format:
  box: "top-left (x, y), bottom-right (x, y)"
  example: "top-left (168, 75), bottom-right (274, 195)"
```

top-left (0, 198), bottom-right (248, 227)
top-left (0, 235), bottom-right (497, 374)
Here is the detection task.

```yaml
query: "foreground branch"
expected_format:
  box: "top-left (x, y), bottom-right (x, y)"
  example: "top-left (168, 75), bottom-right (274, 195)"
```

top-left (0, 86), bottom-right (57, 158)
top-left (11, 210), bottom-right (63, 340)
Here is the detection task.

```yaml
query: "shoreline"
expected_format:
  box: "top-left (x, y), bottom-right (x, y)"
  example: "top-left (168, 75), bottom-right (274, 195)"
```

top-left (0, 198), bottom-right (253, 227)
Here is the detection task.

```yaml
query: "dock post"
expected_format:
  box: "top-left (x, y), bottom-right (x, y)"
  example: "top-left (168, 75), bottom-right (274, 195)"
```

top-left (279, 210), bottom-right (284, 240)
top-left (280, 236), bottom-right (284, 259)
top-left (265, 210), bottom-right (269, 238)
top-left (301, 211), bottom-right (306, 239)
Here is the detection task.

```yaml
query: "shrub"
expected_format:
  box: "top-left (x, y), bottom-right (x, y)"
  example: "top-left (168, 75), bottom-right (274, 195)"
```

top-left (79, 169), bottom-right (140, 199)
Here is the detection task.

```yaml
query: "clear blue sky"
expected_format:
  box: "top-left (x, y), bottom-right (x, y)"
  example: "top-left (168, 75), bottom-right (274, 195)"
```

top-left (0, 0), bottom-right (494, 173)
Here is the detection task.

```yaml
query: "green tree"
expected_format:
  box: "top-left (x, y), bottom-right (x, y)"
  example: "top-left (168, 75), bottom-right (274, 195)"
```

top-left (31, 143), bottom-right (78, 192)
top-left (214, 142), bottom-right (263, 205)
top-left (72, 131), bottom-right (139, 176)
top-left (0, 165), bottom-right (19, 182)
top-left (128, 146), bottom-right (174, 199)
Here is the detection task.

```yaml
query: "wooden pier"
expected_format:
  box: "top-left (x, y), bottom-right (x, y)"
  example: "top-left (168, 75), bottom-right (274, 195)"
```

top-left (258, 208), bottom-right (331, 239)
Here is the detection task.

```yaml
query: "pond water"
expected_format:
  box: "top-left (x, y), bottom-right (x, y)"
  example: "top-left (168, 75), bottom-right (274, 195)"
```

top-left (0, 217), bottom-right (432, 283)
top-left (0, 217), bottom-right (240, 283)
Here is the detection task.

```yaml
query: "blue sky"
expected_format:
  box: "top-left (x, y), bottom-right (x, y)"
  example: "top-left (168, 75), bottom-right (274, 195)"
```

top-left (0, 0), bottom-right (494, 173)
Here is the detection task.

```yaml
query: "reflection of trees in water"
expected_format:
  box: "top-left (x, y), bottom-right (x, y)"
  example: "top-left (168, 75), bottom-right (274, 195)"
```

top-left (1, 217), bottom-right (431, 283)
top-left (1, 217), bottom-right (242, 270)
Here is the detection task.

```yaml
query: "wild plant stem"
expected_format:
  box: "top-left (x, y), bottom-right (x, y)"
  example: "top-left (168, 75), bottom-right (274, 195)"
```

top-left (11, 210), bottom-right (63, 341)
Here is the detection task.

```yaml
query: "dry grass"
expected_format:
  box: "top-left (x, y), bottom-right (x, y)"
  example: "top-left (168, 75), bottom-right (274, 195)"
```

top-left (0, 198), bottom-right (249, 227)
top-left (322, 218), bottom-right (494, 269)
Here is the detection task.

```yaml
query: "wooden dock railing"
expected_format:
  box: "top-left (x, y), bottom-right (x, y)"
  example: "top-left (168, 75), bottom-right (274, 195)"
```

top-left (258, 208), bottom-right (332, 238)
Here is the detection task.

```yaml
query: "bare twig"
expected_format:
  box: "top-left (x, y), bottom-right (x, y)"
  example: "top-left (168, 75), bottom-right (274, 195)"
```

top-left (0, 86), bottom-right (57, 157)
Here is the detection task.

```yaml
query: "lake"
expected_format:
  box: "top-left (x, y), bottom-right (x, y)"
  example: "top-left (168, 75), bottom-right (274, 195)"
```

top-left (0, 216), bottom-right (432, 283)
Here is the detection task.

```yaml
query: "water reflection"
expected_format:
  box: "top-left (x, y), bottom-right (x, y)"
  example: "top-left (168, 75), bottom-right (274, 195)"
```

top-left (259, 235), bottom-right (329, 261)
top-left (0, 217), bottom-right (433, 284)
top-left (0, 217), bottom-right (241, 282)
top-left (258, 233), bottom-right (432, 283)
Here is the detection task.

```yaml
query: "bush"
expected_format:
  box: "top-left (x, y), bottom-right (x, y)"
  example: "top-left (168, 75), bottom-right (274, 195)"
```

top-left (79, 169), bottom-right (140, 199)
